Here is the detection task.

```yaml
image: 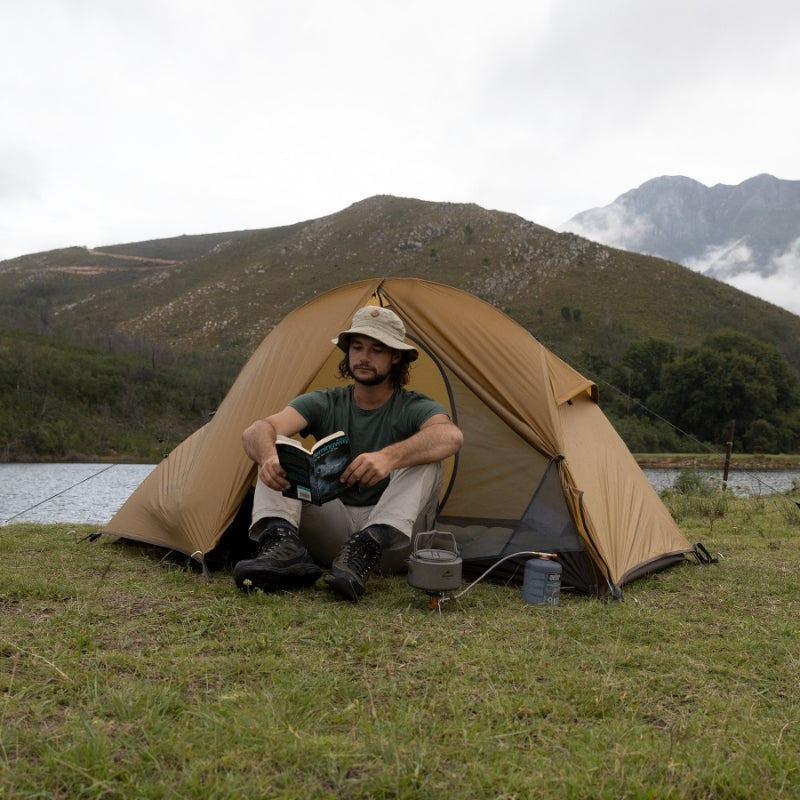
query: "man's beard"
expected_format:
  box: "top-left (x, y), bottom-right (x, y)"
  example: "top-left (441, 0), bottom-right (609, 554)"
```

top-left (351, 363), bottom-right (391, 386)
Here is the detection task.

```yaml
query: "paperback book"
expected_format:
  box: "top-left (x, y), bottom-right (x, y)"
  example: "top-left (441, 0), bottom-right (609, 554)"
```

top-left (276, 430), bottom-right (351, 505)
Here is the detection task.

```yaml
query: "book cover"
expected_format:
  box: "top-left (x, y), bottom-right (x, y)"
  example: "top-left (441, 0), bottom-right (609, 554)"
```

top-left (275, 430), bottom-right (350, 505)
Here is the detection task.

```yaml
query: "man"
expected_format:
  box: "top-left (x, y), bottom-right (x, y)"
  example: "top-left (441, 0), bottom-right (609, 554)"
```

top-left (233, 305), bottom-right (464, 602)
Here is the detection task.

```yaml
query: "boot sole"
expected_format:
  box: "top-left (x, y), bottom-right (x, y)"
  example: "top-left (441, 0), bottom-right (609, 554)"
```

top-left (324, 571), bottom-right (364, 603)
top-left (233, 563), bottom-right (323, 593)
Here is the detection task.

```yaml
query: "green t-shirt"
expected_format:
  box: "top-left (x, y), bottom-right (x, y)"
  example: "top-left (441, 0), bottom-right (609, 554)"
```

top-left (289, 385), bottom-right (448, 506)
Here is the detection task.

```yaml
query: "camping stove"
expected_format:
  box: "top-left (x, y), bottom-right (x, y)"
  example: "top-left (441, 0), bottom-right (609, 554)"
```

top-left (407, 531), bottom-right (462, 609)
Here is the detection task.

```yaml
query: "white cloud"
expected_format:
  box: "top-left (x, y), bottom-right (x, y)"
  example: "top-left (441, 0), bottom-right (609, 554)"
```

top-left (685, 241), bottom-right (755, 279)
top-left (559, 202), bottom-right (656, 252)
top-left (728, 268), bottom-right (800, 316)
top-left (1, 0), bottom-right (799, 282)
top-left (687, 238), bottom-right (800, 316)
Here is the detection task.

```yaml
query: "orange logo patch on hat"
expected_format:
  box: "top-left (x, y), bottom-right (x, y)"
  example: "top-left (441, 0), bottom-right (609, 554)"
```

top-left (370, 309), bottom-right (380, 317)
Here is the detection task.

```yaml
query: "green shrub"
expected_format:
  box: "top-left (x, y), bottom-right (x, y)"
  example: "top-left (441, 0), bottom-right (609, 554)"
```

top-left (662, 469), bottom-right (730, 525)
top-left (672, 468), bottom-right (719, 496)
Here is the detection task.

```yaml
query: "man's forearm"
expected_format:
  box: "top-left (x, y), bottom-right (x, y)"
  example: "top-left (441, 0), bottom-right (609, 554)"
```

top-left (383, 421), bottom-right (463, 469)
top-left (242, 418), bottom-right (279, 466)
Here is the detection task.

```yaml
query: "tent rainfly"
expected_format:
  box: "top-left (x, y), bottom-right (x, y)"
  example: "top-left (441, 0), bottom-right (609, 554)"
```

top-left (101, 278), bottom-right (696, 597)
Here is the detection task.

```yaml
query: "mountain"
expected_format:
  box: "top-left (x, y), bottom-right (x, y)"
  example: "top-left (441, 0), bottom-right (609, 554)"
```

top-left (2, 194), bottom-right (800, 374)
top-left (5, 194), bottom-right (800, 460)
top-left (561, 174), bottom-right (800, 313)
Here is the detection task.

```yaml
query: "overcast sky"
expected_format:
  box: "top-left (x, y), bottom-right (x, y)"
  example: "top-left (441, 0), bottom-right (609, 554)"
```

top-left (3, 0), bottom-right (799, 304)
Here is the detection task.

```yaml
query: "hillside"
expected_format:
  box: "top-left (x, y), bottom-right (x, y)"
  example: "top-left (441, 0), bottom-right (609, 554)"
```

top-left (0, 324), bottom-right (238, 462)
top-left (4, 194), bottom-right (800, 460)
top-left (3, 195), bottom-right (800, 375)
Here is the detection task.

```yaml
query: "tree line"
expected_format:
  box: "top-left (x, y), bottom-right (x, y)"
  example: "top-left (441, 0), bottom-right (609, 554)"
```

top-left (2, 324), bottom-right (799, 462)
top-left (597, 330), bottom-right (800, 454)
top-left (0, 326), bottom-right (241, 462)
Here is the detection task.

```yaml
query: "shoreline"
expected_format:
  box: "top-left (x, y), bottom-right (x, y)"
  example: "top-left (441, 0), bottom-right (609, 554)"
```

top-left (3, 454), bottom-right (800, 471)
top-left (633, 454), bottom-right (800, 470)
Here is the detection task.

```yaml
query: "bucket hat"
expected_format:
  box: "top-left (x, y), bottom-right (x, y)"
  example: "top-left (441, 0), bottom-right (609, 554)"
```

top-left (332, 306), bottom-right (419, 362)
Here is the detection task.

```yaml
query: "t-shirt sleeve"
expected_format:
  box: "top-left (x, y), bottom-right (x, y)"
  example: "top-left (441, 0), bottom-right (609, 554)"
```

top-left (287, 391), bottom-right (328, 438)
top-left (406, 393), bottom-right (449, 430)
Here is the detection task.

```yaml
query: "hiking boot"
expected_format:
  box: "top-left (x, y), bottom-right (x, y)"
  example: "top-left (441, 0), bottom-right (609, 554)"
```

top-left (324, 525), bottom-right (394, 602)
top-left (233, 524), bottom-right (322, 592)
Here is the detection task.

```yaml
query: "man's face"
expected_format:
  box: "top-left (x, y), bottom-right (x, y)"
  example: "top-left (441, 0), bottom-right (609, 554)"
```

top-left (348, 334), bottom-right (400, 386)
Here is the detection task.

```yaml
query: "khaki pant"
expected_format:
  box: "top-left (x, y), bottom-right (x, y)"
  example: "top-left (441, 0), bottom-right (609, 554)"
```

top-left (251, 462), bottom-right (444, 573)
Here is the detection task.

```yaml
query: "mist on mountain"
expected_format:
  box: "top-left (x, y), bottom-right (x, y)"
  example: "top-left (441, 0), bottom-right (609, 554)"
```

top-left (562, 174), bottom-right (800, 315)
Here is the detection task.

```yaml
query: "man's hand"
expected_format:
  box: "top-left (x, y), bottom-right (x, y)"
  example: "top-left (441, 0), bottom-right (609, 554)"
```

top-left (243, 407), bottom-right (309, 490)
top-left (340, 416), bottom-right (463, 487)
top-left (341, 451), bottom-right (394, 487)
top-left (258, 454), bottom-right (290, 492)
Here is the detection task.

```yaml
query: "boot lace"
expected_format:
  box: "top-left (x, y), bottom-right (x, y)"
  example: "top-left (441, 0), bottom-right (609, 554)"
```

top-left (257, 527), bottom-right (302, 560)
top-left (339, 529), bottom-right (383, 581)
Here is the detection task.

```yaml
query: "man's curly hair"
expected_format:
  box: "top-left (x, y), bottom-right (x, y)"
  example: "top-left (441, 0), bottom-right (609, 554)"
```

top-left (336, 343), bottom-right (412, 387)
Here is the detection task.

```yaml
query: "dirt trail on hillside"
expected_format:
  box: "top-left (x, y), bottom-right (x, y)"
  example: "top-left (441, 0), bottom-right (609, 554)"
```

top-left (87, 248), bottom-right (181, 265)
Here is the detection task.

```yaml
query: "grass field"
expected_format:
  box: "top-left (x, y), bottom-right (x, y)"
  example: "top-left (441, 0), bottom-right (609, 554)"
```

top-left (2, 485), bottom-right (799, 799)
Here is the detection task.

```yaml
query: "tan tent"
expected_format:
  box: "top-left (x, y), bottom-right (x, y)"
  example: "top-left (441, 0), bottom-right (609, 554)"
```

top-left (101, 278), bottom-right (694, 597)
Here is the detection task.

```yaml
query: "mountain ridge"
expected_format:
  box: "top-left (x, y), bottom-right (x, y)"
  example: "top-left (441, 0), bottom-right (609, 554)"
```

top-left (2, 194), bottom-right (800, 372)
top-left (562, 174), bottom-right (800, 299)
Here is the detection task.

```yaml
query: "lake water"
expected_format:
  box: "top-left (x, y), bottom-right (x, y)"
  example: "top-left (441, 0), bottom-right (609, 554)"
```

top-left (1, 463), bottom-right (798, 526)
top-left (1, 463), bottom-right (156, 526)
top-left (643, 468), bottom-right (798, 495)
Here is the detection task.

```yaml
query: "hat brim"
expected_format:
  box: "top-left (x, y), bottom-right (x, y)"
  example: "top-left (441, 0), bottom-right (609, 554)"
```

top-left (332, 329), bottom-right (419, 362)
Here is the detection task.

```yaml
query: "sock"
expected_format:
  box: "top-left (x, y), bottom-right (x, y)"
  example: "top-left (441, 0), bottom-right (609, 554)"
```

top-left (248, 517), bottom-right (297, 543)
top-left (364, 524), bottom-right (398, 548)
